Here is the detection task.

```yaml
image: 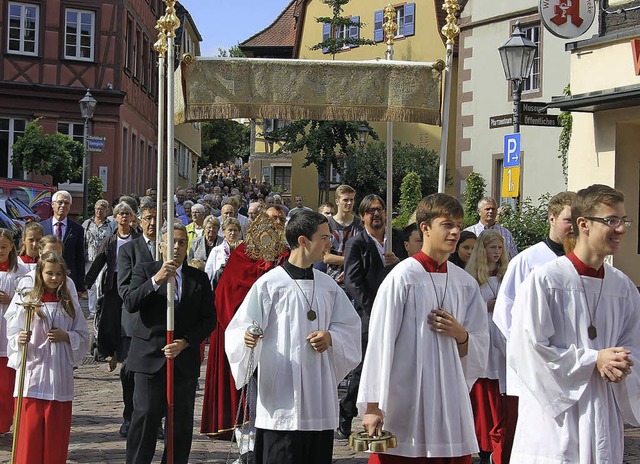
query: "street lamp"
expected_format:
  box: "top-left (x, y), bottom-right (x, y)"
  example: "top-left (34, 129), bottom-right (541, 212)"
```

top-left (498, 21), bottom-right (537, 133)
top-left (357, 123), bottom-right (370, 153)
top-left (79, 89), bottom-right (97, 219)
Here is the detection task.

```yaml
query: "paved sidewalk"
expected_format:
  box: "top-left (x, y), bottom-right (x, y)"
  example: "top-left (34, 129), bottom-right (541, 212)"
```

top-left (1, 304), bottom-right (639, 463)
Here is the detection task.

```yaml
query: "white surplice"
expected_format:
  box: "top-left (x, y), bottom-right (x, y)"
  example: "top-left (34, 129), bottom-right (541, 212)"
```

top-left (508, 257), bottom-right (640, 463)
top-left (0, 262), bottom-right (29, 357)
top-left (480, 277), bottom-right (502, 384)
top-left (5, 293), bottom-right (90, 402)
top-left (493, 241), bottom-right (557, 395)
top-left (225, 266), bottom-right (361, 431)
top-left (357, 258), bottom-right (489, 458)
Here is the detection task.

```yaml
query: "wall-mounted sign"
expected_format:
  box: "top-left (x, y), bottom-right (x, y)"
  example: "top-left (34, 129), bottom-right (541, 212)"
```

top-left (539, 0), bottom-right (596, 39)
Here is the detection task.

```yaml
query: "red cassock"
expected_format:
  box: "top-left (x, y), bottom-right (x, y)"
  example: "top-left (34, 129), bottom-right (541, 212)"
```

top-left (200, 243), bottom-right (288, 437)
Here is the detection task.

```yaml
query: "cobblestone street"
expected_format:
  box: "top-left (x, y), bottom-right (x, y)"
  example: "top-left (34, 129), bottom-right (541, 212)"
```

top-left (1, 308), bottom-right (640, 463)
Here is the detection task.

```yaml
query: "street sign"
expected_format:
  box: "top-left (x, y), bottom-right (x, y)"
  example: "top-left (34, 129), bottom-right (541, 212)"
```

top-left (489, 114), bottom-right (513, 129)
top-left (520, 114), bottom-right (561, 127)
top-left (87, 136), bottom-right (106, 152)
top-left (502, 166), bottom-right (520, 198)
top-left (521, 101), bottom-right (548, 114)
top-left (490, 113), bottom-right (561, 129)
top-left (503, 133), bottom-right (521, 167)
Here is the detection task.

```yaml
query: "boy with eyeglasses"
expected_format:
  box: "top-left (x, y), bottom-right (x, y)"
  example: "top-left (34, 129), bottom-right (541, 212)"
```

top-left (508, 184), bottom-right (640, 463)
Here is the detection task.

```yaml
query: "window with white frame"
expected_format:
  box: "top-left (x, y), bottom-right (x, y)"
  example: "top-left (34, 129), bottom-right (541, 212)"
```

top-left (321, 16), bottom-right (361, 53)
top-left (57, 122), bottom-right (84, 145)
top-left (374, 4), bottom-right (415, 42)
top-left (64, 9), bottom-right (95, 61)
top-left (0, 118), bottom-right (26, 178)
top-left (7, 2), bottom-right (39, 55)
top-left (521, 24), bottom-right (541, 93)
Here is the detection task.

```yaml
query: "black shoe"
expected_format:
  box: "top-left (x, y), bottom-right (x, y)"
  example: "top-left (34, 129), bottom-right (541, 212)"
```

top-left (478, 450), bottom-right (491, 464)
top-left (240, 451), bottom-right (253, 464)
top-left (336, 417), bottom-right (352, 439)
top-left (119, 421), bottom-right (130, 438)
top-left (157, 426), bottom-right (164, 440)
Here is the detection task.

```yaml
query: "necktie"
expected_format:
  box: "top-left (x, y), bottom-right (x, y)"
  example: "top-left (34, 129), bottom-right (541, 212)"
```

top-left (148, 241), bottom-right (155, 258)
top-left (55, 222), bottom-right (63, 239)
top-left (174, 272), bottom-right (181, 302)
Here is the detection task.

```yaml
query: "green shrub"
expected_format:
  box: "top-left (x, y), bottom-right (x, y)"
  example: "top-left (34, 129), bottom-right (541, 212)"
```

top-left (392, 171), bottom-right (422, 229)
top-left (499, 194), bottom-right (550, 251)
top-left (462, 172), bottom-right (486, 227)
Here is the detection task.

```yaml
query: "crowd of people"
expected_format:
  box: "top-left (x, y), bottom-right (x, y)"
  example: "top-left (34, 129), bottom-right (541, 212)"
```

top-left (0, 172), bottom-right (638, 464)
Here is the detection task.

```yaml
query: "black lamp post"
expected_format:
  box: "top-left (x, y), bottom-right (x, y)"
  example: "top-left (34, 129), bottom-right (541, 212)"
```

top-left (79, 89), bottom-right (97, 219)
top-left (498, 22), bottom-right (537, 133)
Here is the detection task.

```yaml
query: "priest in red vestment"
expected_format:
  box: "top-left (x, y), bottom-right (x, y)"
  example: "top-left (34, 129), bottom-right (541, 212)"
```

top-left (201, 208), bottom-right (288, 438)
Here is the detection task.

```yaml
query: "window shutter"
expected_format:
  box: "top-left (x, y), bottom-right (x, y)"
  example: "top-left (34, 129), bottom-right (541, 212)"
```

top-left (349, 15), bottom-right (360, 48)
top-left (404, 3), bottom-right (416, 37)
top-left (373, 10), bottom-right (384, 43)
top-left (322, 23), bottom-right (331, 54)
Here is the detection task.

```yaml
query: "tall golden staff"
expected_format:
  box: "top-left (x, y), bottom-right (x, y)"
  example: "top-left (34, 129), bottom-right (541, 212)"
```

top-left (154, 16), bottom-right (168, 261)
top-left (437, 0), bottom-right (461, 192)
top-left (159, 2), bottom-right (180, 463)
top-left (10, 283), bottom-right (41, 464)
top-left (382, 5), bottom-right (397, 252)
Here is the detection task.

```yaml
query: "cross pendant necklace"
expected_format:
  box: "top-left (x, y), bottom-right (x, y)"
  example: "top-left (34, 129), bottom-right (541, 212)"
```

top-left (282, 267), bottom-right (317, 321)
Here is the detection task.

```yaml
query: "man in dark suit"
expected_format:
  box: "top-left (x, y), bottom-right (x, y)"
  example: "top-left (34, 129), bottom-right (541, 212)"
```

top-left (41, 190), bottom-right (86, 292)
top-left (116, 199), bottom-right (158, 438)
top-left (124, 221), bottom-right (215, 464)
top-left (339, 194), bottom-right (406, 438)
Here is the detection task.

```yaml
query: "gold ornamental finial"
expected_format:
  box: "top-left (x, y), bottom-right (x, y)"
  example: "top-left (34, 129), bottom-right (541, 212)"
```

top-left (441, 0), bottom-right (461, 46)
top-left (383, 4), bottom-right (398, 47)
top-left (161, 0), bottom-right (181, 39)
top-left (154, 21), bottom-right (168, 56)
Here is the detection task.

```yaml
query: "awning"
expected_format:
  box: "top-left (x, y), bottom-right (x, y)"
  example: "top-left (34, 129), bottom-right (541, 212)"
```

top-left (175, 57), bottom-right (443, 125)
top-left (548, 83), bottom-right (640, 113)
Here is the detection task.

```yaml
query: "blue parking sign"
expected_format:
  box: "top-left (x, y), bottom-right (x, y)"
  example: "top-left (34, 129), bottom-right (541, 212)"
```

top-left (503, 134), bottom-right (521, 167)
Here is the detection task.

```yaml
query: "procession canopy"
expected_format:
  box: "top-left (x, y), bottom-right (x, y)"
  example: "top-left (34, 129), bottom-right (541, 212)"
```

top-left (175, 57), bottom-right (443, 125)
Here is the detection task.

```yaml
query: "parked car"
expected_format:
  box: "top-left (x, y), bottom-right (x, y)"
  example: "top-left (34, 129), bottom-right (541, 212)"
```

top-left (0, 206), bottom-right (21, 247)
top-left (0, 194), bottom-right (40, 227)
top-left (0, 178), bottom-right (56, 220)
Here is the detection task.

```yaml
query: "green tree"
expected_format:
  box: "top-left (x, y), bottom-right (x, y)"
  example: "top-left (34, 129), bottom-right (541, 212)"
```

top-left (499, 194), bottom-right (550, 250)
top-left (11, 119), bottom-right (84, 185)
top-left (392, 171), bottom-right (422, 229)
top-left (310, 0), bottom-right (375, 59)
top-left (217, 44), bottom-right (245, 58)
top-left (267, 0), bottom-right (376, 201)
top-left (200, 120), bottom-right (251, 166)
top-left (343, 141), bottom-right (440, 209)
top-left (86, 176), bottom-right (104, 219)
top-left (462, 172), bottom-right (486, 227)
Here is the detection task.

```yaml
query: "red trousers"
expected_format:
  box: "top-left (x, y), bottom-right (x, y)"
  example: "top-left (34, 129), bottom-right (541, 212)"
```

top-left (369, 454), bottom-right (471, 464)
top-left (0, 356), bottom-right (15, 433)
top-left (13, 397), bottom-right (72, 464)
top-left (470, 378), bottom-right (518, 464)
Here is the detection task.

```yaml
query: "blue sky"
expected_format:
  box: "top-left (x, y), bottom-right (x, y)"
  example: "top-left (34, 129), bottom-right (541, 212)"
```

top-left (179, 0), bottom-right (293, 57)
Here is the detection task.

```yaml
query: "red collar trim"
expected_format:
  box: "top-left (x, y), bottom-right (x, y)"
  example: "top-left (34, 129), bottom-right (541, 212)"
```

top-left (41, 291), bottom-right (59, 303)
top-left (413, 251), bottom-right (447, 273)
top-left (0, 261), bottom-right (9, 272)
top-left (566, 252), bottom-right (604, 279)
top-left (20, 255), bottom-right (38, 264)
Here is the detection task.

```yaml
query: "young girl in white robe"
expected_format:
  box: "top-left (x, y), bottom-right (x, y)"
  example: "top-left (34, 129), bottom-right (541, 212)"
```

top-left (465, 230), bottom-right (516, 464)
top-left (0, 229), bottom-right (28, 434)
top-left (5, 251), bottom-right (89, 463)
top-left (18, 222), bottom-right (44, 271)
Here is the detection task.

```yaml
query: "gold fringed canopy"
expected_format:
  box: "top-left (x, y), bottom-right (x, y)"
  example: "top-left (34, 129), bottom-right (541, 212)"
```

top-left (175, 57), bottom-right (443, 125)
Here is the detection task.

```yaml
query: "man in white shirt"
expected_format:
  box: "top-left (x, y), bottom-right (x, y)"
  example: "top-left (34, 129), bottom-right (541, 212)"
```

top-left (465, 197), bottom-right (518, 259)
top-left (508, 184), bottom-right (640, 463)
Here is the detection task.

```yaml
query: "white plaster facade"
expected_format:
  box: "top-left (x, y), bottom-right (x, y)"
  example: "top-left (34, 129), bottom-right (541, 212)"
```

top-left (456, 0), bottom-right (598, 203)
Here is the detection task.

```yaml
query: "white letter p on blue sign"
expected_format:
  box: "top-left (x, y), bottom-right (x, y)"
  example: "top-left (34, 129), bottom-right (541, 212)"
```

top-left (504, 133), bottom-right (521, 168)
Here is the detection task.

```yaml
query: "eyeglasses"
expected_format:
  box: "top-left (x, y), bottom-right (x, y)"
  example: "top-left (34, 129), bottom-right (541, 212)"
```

top-left (365, 207), bottom-right (384, 215)
top-left (54, 200), bottom-right (70, 206)
top-left (117, 212), bottom-right (132, 217)
top-left (141, 216), bottom-right (156, 222)
top-left (584, 216), bottom-right (632, 228)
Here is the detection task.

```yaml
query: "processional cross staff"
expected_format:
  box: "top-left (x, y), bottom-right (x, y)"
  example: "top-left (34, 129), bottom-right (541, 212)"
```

top-left (10, 278), bottom-right (42, 464)
top-left (155, 1), bottom-right (180, 463)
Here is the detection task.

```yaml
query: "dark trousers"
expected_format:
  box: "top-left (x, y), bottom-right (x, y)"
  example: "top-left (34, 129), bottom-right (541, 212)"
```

top-left (340, 312), bottom-right (369, 422)
top-left (120, 360), bottom-right (134, 422)
top-left (126, 367), bottom-right (198, 464)
top-left (254, 428), bottom-right (334, 464)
